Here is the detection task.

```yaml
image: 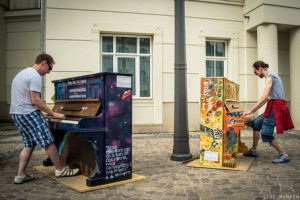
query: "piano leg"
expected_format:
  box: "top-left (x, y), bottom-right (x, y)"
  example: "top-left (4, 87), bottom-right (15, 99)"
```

top-left (86, 157), bottom-right (106, 187)
top-left (80, 131), bottom-right (106, 187)
top-left (238, 130), bottom-right (249, 153)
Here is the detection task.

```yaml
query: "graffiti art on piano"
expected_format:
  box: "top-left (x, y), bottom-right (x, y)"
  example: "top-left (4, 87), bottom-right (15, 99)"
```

top-left (200, 78), bottom-right (224, 167)
top-left (200, 77), bottom-right (242, 168)
top-left (223, 108), bottom-right (244, 155)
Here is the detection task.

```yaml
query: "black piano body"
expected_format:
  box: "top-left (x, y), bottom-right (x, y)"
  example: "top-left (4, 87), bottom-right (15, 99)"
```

top-left (47, 72), bottom-right (132, 187)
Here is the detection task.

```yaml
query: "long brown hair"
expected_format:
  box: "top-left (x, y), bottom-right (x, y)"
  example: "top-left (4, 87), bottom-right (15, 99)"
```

top-left (253, 61), bottom-right (269, 70)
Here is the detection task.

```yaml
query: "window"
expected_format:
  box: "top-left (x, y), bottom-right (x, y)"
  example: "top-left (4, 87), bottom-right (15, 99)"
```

top-left (206, 40), bottom-right (227, 77)
top-left (101, 35), bottom-right (152, 98)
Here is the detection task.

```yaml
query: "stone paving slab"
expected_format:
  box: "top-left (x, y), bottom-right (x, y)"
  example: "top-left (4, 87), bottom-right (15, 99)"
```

top-left (0, 123), bottom-right (300, 200)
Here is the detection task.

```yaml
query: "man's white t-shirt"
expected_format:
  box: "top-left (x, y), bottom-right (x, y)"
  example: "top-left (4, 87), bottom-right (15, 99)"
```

top-left (10, 67), bottom-right (42, 114)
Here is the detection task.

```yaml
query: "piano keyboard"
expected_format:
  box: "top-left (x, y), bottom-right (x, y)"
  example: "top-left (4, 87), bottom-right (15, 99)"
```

top-left (49, 118), bottom-right (78, 124)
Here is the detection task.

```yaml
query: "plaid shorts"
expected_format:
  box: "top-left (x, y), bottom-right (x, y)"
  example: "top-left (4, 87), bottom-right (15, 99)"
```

top-left (12, 110), bottom-right (54, 147)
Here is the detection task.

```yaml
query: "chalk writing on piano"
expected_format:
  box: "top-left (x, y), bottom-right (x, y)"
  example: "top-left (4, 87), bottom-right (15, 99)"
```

top-left (69, 88), bottom-right (86, 92)
top-left (68, 86), bottom-right (87, 99)
top-left (105, 145), bottom-right (131, 180)
top-left (67, 79), bottom-right (86, 85)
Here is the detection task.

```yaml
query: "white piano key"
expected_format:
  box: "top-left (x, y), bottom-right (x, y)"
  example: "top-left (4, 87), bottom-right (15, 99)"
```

top-left (49, 119), bottom-right (78, 124)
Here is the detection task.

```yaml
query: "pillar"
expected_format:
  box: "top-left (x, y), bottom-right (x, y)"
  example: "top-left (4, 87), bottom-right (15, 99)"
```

top-left (289, 28), bottom-right (300, 130)
top-left (257, 24), bottom-right (278, 115)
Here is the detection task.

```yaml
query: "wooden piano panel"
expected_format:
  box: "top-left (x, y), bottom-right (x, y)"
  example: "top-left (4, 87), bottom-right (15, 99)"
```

top-left (52, 99), bottom-right (101, 120)
top-left (59, 132), bottom-right (98, 177)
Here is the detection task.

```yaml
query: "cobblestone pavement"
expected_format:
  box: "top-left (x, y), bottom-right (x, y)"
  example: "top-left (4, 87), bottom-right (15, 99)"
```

top-left (0, 123), bottom-right (300, 200)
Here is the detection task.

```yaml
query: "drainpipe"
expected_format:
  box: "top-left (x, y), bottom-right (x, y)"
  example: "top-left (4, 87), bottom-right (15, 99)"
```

top-left (40, 0), bottom-right (45, 100)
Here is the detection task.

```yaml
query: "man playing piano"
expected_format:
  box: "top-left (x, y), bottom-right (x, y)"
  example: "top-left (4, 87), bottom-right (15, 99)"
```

top-left (243, 61), bottom-right (294, 163)
top-left (10, 54), bottom-right (79, 184)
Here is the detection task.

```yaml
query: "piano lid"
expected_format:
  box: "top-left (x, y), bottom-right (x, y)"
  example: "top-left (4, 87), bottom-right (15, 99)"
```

top-left (51, 72), bottom-right (132, 83)
top-left (225, 99), bottom-right (244, 113)
top-left (52, 99), bottom-right (101, 121)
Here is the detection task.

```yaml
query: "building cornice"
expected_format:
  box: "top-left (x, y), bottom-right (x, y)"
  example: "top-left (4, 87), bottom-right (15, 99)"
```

top-left (186, 0), bottom-right (244, 6)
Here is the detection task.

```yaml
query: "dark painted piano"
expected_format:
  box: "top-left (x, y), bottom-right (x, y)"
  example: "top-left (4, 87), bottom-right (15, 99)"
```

top-left (46, 72), bottom-right (132, 187)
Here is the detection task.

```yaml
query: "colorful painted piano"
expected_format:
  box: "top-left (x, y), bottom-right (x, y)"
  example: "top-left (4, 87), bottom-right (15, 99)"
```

top-left (200, 77), bottom-right (249, 168)
top-left (46, 72), bottom-right (132, 186)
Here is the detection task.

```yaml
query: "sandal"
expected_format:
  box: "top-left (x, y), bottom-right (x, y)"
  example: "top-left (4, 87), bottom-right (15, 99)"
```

top-left (14, 174), bottom-right (34, 184)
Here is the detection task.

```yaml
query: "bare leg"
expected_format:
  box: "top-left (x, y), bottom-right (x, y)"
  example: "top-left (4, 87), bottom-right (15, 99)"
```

top-left (251, 130), bottom-right (260, 150)
top-left (17, 147), bottom-right (35, 176)
top-left (270, 139), bottom-right (285, 155)
top-left (45, 143), bottom-right (63, 170)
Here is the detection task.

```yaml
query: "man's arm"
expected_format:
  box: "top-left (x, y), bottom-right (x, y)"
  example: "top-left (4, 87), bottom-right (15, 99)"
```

top-left (244, 76), bottom-right (273, 115)
top-left (30, 91), bottom-right (65, 119)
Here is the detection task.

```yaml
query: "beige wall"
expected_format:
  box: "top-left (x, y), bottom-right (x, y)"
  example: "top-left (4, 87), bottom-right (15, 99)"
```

top-left (163, 0), bottom-right (245, 131)
top-left (242, 0), bottom-right (298, 119)
top-left (6, 10), bottom-right (41, 100)
top-left (44, 0), bottom-right (246, 132)
top-left (45, 0), bottom-right (171, 132)
top-left (0, 1), bottom-right (8, 121)
top-left (244, 0), bottom-right (300, 31)
top-left (278, 32), bottom-right (291, 102)
top-left (3, 4), bottom-right (40, 121)
top-left (2, 0), bottom-right (299, 131)
top-left (9, 0), bottom-right (39, 10)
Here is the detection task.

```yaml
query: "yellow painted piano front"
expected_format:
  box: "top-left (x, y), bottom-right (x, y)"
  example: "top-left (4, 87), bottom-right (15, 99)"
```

top-left (200, 77), bottom-right (248, 168)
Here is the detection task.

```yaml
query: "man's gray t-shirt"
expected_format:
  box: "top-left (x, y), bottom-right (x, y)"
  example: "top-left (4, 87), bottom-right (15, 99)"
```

top-left (266, 72), bottom-right (285, 100)
top-left (9, 67), bottom-right (42, 114)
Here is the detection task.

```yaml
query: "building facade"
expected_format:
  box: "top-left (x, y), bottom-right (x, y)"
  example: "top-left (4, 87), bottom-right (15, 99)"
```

top-left (1, 0), bottom-right (299, 132)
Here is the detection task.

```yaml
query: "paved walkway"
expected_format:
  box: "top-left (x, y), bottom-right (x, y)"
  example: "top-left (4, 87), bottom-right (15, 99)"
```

top-left (0, 123), bottom-right (299, 200)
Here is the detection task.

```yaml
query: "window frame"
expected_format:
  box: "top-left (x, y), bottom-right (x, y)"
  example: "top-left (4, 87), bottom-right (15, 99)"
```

top-left (205, 40), bottom-right (227, 77)
top-left (101, 34), bottom-right (152, 99)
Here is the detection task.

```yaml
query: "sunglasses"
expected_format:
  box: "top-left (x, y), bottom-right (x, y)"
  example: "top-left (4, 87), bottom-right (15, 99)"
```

top-left (47, 62), bottom-right (52, 71)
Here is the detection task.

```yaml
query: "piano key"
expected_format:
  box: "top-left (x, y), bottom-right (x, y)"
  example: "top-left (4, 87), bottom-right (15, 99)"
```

top-left (49, 118), bottom-right (78, 124)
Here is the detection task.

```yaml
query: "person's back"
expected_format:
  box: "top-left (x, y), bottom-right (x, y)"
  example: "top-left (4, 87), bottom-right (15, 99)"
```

top-left (266, 72), bottom-right (284, 100)
top-left (10, 67), bottom-right (41, 114)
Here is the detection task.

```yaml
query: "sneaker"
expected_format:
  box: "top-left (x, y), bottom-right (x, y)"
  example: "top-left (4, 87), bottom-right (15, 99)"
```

top-left (55, 166), bottom-right (79, 177)
top-left (14, 174), bottom-right (34, 184)
top-left (243, 149), bottom-right (259, 157)
top-left (272, 154), bottom-right (290, 163)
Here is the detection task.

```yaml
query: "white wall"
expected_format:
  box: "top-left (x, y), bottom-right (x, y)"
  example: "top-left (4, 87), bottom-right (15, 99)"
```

top-left (44, 0), bottom-right (247, 132)
top-left (3, 9), bottom-right (40, 123)
top-left (6, 12), bottom-right (41, 105)
top-left (163, 0), bottom-right (245, 131)
top-left (3, 0), bottom-right (298, 130)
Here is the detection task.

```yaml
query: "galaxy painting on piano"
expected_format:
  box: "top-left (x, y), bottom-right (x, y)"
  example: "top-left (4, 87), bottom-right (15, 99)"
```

top-left (49, 72), bottom-right (133, 186)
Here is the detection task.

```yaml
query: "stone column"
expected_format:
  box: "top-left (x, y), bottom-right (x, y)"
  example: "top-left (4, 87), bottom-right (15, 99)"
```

top-left (289, 28), bottom-right (300, 130)
top-left (257, 24), bottom-right (278, 115)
